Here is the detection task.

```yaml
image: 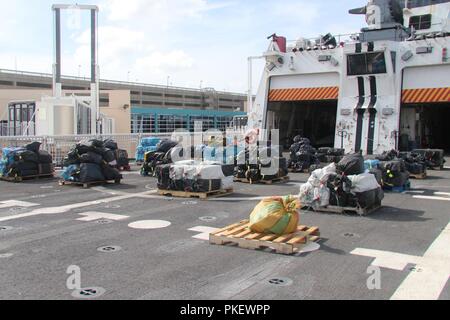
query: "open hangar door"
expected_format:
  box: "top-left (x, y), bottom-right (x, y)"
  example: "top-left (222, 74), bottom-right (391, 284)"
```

top-left (267, 74), bottom-right (340, 149)
top-left (400, 66), bottom-right (450, 153)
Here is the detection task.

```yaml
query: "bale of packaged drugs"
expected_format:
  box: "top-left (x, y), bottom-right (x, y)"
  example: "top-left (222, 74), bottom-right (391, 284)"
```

top-left (0, 142), bottom-right (54, 179)
top-left (135, 137), bottom-right (162, 163)
top-left (379, 160), bottom-right (410, 188)
top-left (336, 153), bottom-right (365, 176)
top-left (249, 195), bottom-right (300, 236)
top-left (412, 149), bottom-right (445, 169)
top-left (156, 161), bottom-right (234, 193)
top-left (289, 136), bottom-right (319, 172)
top-left (60, 139), bottom-right (122, 184)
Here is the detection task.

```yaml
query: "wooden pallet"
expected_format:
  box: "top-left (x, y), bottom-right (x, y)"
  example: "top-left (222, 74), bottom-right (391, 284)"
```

top-left (0, 173), bottom-right (55, 183)
top-left (409, 172), bottom-right (427, 179)
top-left (210, 220), bottom-right (320, 255)
top-left (234, 176), bottom-right (290, 185)
top-left (302, 204), bottom-right (381, 216)
top-left (59, 179), bottom-right (121, 189)
top-left (158, 188), bottom-right (233, 200)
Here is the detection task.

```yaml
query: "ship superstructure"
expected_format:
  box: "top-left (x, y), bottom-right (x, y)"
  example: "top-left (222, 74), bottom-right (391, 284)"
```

top-left (249, 0), bottom-right (450, 154)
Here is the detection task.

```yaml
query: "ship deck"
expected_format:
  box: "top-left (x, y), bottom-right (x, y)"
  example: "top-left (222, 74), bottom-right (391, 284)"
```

top-left (0, 160), bottom-right (449, 300)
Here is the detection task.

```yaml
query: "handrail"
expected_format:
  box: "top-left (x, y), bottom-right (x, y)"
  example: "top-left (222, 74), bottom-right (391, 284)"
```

top-left (0, 68), bottom-right (247, 97)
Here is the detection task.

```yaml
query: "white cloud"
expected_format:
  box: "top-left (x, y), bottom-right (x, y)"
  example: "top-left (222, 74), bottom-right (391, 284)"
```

top-left (135, 50), bottom-right (194, 72)
top-left (107, 0), bottom-right (207, 26)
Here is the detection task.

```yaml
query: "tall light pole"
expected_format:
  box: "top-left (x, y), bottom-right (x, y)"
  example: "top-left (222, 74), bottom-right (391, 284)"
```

top-left (52, 4), bottom-right (99, 135)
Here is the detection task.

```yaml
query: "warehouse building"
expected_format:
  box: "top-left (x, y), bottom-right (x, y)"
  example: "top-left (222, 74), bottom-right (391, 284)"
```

top-left (0, 69), bottom-right (247, 136)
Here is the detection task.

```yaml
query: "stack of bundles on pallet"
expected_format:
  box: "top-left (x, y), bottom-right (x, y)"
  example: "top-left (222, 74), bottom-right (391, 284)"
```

top-left (316, 147), bottom-right (345, 164)
top-left (156, 160), bottom-right (234, 193)
top-left (135, 137), bottom-right (162, 163)
top-left (399, 152), bottom-right (427, 175)
top-left (412, 149), bottom-right (445, 169)
top-left (300, 153), bottom-right (384, 209)
top-left (235, 146), bottom-right (288, 183)
top-left (0, 142), bottom-right (54, 179)
top-left (375, 149), bottom-right (424, 178)
top-left (289, 136), bottom-right (319, 172)
top-left (141, 140), bottom-right (180, 176)
top-left (379, 160), bottom-right (410, 189)
top-left (61, 139), bottom-right (122, 183)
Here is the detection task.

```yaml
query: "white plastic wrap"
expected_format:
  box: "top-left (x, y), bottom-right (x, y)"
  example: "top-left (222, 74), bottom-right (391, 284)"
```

top-left (299, 163), bottom-right (334, 208)
top-left (196, 165), bottom-right (225, 180)
top-left (308, 163), bottom-right (336, 187)
top-left (299, 183), bottom-right (315, 205)
top-left (221, 176), bottom-right (234, 190)
top-left (348, 173), bottom-right (381, 193)
top-left (169, 165), bottom-right (186, 180)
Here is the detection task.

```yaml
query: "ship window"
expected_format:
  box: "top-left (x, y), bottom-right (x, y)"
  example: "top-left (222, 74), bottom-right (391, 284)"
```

top-left (406, 0), bottom-right (449, 9)
top-left (409, 14), bottom-right (432, 30)
top-left (347, 52), bottom-right (387, 76)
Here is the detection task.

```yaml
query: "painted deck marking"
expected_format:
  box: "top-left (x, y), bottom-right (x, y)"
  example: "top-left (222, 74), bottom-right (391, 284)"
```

top-left (434, 192), bottom-right (450, 197)
top-left (77, 212), bottom-right (130, 222)
top-left (189, 226), bottom-right (219, 240)
top-left (413, 195), bottom-right (450, 202)
top-left (128, 220), bottom-right (171, 230)
top-left (351, 222), bottom-right (450, 300)
top-left (0, 200), bottom-right (39, 209)
top-left (0, 190), bottom-right (157, 223)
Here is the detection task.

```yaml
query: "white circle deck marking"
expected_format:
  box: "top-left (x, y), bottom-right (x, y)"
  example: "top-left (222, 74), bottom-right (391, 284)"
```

top-left (128, 220), bottom-right (171, 230)
top-left (296, 242), bottom-right (321, 255)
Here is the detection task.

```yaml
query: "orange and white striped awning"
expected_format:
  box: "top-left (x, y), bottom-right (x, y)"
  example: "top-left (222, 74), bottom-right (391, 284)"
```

top-left (402, 87), bottom-right (450, 104)
top-left (268, 87), bottom-right (339, 102)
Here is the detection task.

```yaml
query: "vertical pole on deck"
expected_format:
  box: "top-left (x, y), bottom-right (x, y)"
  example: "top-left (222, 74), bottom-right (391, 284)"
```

top-left (54, 8), bottom-right (62, 98)
top-left (90, 8), bottom-right (99, 135)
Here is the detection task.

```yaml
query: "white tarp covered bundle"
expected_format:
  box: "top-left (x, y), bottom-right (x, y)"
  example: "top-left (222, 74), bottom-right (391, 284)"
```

top-left (347, 173), bottom-right (381, 194)
top-left (170, 161), bottom-right (233, 190)
top-left (299, 163), bottom-right (336, 208)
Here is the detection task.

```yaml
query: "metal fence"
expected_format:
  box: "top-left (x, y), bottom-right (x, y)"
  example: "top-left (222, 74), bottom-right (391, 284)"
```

top-left (0, 131), bottom-right (247, 167)
top-left (0, 134), bottom-right (170, 167)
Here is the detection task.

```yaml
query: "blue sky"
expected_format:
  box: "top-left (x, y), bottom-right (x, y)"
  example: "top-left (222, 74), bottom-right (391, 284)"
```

top-left (0, 0), bottom-right (367, 92)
